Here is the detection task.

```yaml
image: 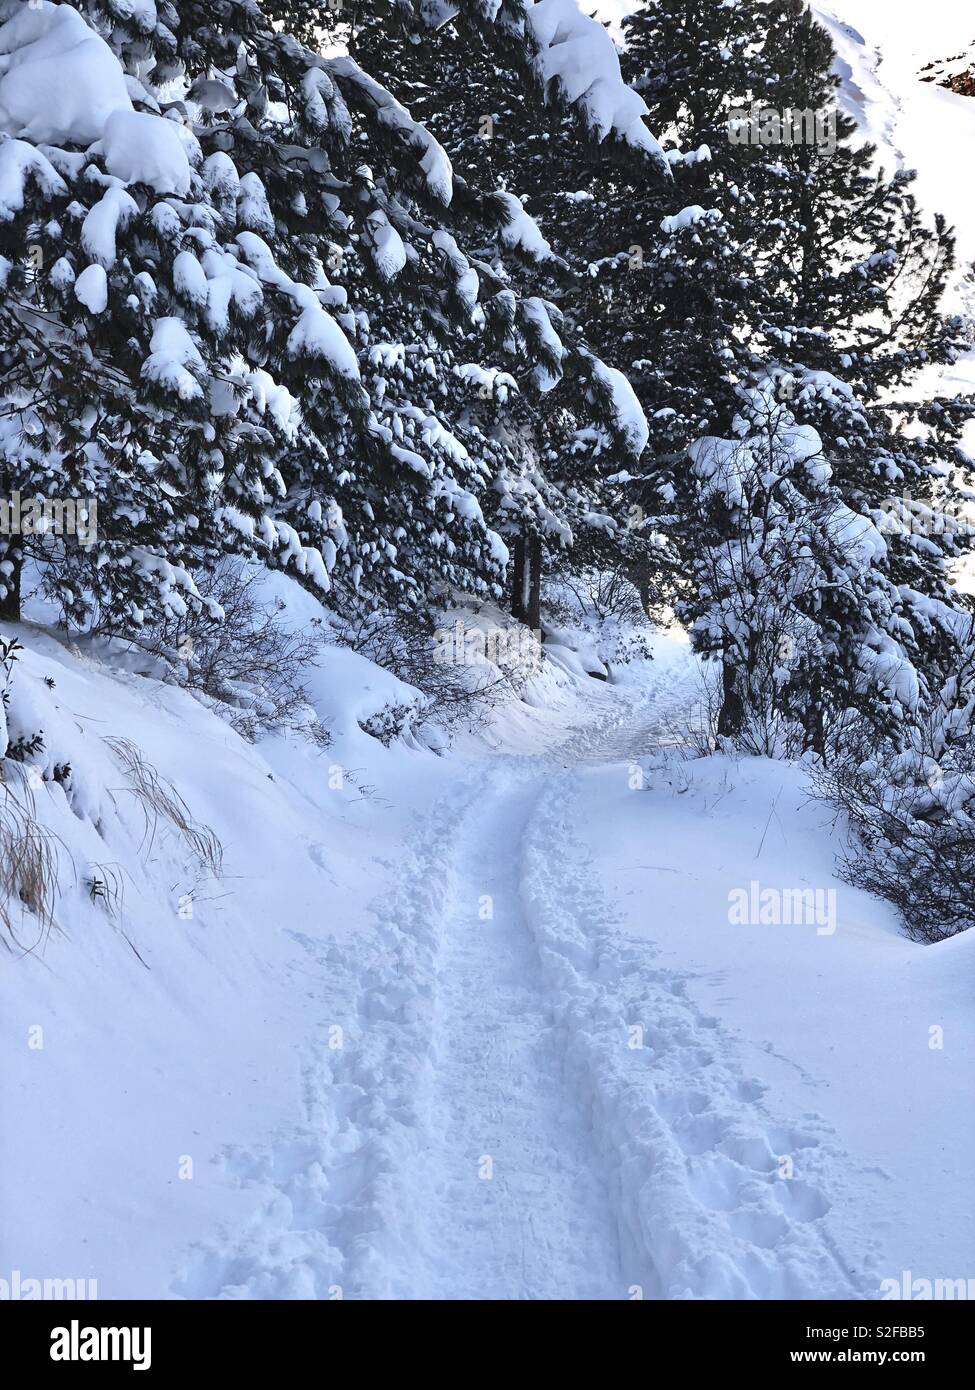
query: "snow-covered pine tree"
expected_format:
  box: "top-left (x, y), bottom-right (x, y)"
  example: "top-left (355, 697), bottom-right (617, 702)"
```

top-left (740, 1), bottom-right (975, 722)
top-left (621, 0), bottom-right (966, 410)
top-left (0, 2), bottom-right (233, 627)
top-left (333, 0), bottom-right (672, 623)
top-left (745, 2), bottom-right (965, 397)
top-left (0, 0), bottom-right (343, 628)
top-left (617, 0), bottom-right (975, 739)
top-left (1, 0), bottom-right (665, 634)
top-left (623, 0), bottom-right (771, 159)
top-left (685, 379), bottom-right (936, 753)
top-left (134, 0), bottom-right (666, 621)
top-left (340, 3), bottom-right (758, 618)
top-left (618, 0), bottom-right (973, 471)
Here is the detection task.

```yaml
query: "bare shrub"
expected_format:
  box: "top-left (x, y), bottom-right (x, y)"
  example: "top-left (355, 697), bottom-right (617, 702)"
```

top-left (335, 607), bottom-right (521, 739)
top-left (656, 651), bottom-right (813, 762)
top-left (815, 751), bottom-right (975, 942)
top-left (127, 561), bottom-right (328, 745)
top-left (84, 862), bottom-right (127, 920)
top-left (661, 664), bottom-right (720, 759)
top-left (544, 570), bottom-right (656, 671)
top-left (556, 568), bottom-right (650, 626)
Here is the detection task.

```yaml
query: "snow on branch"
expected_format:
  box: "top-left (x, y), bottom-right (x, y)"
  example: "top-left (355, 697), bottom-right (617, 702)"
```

top-left (521, 0), bottom-right (669, 171)
top-left (406, 0), bottom-right (669, 172)
top-left (326, 56), bottom-right (454, 205)
top-left (581, 350), bottom-right (650, 458)
top-left (495, 191), bottom-right (555, 262)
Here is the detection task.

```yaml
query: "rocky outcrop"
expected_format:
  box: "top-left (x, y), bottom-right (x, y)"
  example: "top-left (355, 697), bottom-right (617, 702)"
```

top-left (920, 46), bottom-right (975, 98)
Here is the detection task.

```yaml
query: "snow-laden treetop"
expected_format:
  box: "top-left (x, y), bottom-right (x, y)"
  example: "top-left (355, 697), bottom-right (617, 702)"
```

top-left (398, 0), bottom-right (669, 172)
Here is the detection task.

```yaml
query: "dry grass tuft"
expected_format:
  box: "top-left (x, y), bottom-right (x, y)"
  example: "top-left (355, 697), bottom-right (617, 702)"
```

top-left (0, 768), bottom-right (66, 951)
top-left (104, 736), bottom-right (223, 877)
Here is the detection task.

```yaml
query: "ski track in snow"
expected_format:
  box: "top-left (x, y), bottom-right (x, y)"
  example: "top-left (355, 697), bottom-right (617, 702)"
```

top-left (400, 765), bottom-right (624, 1299)
top-left (174, 656), bottom-right (869, 1301)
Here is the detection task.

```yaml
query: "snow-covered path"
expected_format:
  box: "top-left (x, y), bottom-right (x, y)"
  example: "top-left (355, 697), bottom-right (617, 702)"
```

top-left (169, 645), bottom-right (905, 1301)
top-left (402, 762), bottom-right (623, 1299)
top-left (8, 629), bottom-right (965, 1300)
top-left (310, 650), bottom-right (705, 1299)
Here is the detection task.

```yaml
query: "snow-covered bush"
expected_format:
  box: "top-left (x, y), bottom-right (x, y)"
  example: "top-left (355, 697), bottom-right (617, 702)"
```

top-left (815, 631), bottom-right (975, 942)
top-left (683, 379), bottom-right (943, 757)
top-left (335, 604), bottom-right (527, 738)
top-left (358, 697), bottom-right (426, 747)
top-left (125, 562), bottom-right (329, 745)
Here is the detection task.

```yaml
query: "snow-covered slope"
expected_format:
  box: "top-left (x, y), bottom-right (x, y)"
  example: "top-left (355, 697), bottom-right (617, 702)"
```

top-left (0, 607), bottom-right (448, 1297)
top-left (572, 745), bottom-right (975, 1295)
top-left (813, 0), bottom-right (975, 281)
top-left (3, 620), bottom-right (970, 1298)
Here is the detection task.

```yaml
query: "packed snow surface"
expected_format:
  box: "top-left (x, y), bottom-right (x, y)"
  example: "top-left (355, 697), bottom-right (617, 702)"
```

top-left (1, 617), bottom-right (969, 1299)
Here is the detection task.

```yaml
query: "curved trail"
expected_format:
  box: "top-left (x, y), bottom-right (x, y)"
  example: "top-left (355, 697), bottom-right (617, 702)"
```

top-left (176, 659), bottom-right (865, 1301)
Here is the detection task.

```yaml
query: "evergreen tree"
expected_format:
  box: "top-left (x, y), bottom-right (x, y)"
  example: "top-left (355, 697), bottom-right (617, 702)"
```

top-left (345, 0), bottom-right (677, 617)
top-left (0, 0), bottom-right (665, 633)
top-left (623, 0), bottom-right (771, 158)
top-left (686, 379), bottom-right (943, 752)
top-left (622, 0), bottom-right (975, 740)
top-left (0, 1), bottom-right (256, 628)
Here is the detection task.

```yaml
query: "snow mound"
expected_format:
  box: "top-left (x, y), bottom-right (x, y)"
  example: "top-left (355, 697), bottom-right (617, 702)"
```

top-left (0, 2), bottom-right (131, 146)
top-left (74, 261), bottom-right (108, 314)
top-left (101, 109), bottom-right (192, 196)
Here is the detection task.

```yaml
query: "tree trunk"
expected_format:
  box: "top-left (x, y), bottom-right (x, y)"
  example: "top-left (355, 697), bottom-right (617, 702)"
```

top-left (637, 576), bottom-right (652, 619)
top-left (807, 684), bottom-right (827, 762)
top-left (717, 654), bottom-right (744, 740)
top-left (510, 535), bottom-right (527, 625)
top-left (526, 535), bottom-right (542, 633)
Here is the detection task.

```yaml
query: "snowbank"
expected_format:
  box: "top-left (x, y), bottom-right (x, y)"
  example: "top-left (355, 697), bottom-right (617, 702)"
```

top-left (570, 745), bottom-right (975, 1293)
top-left (0, 608), bottom-right (447, 1297)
